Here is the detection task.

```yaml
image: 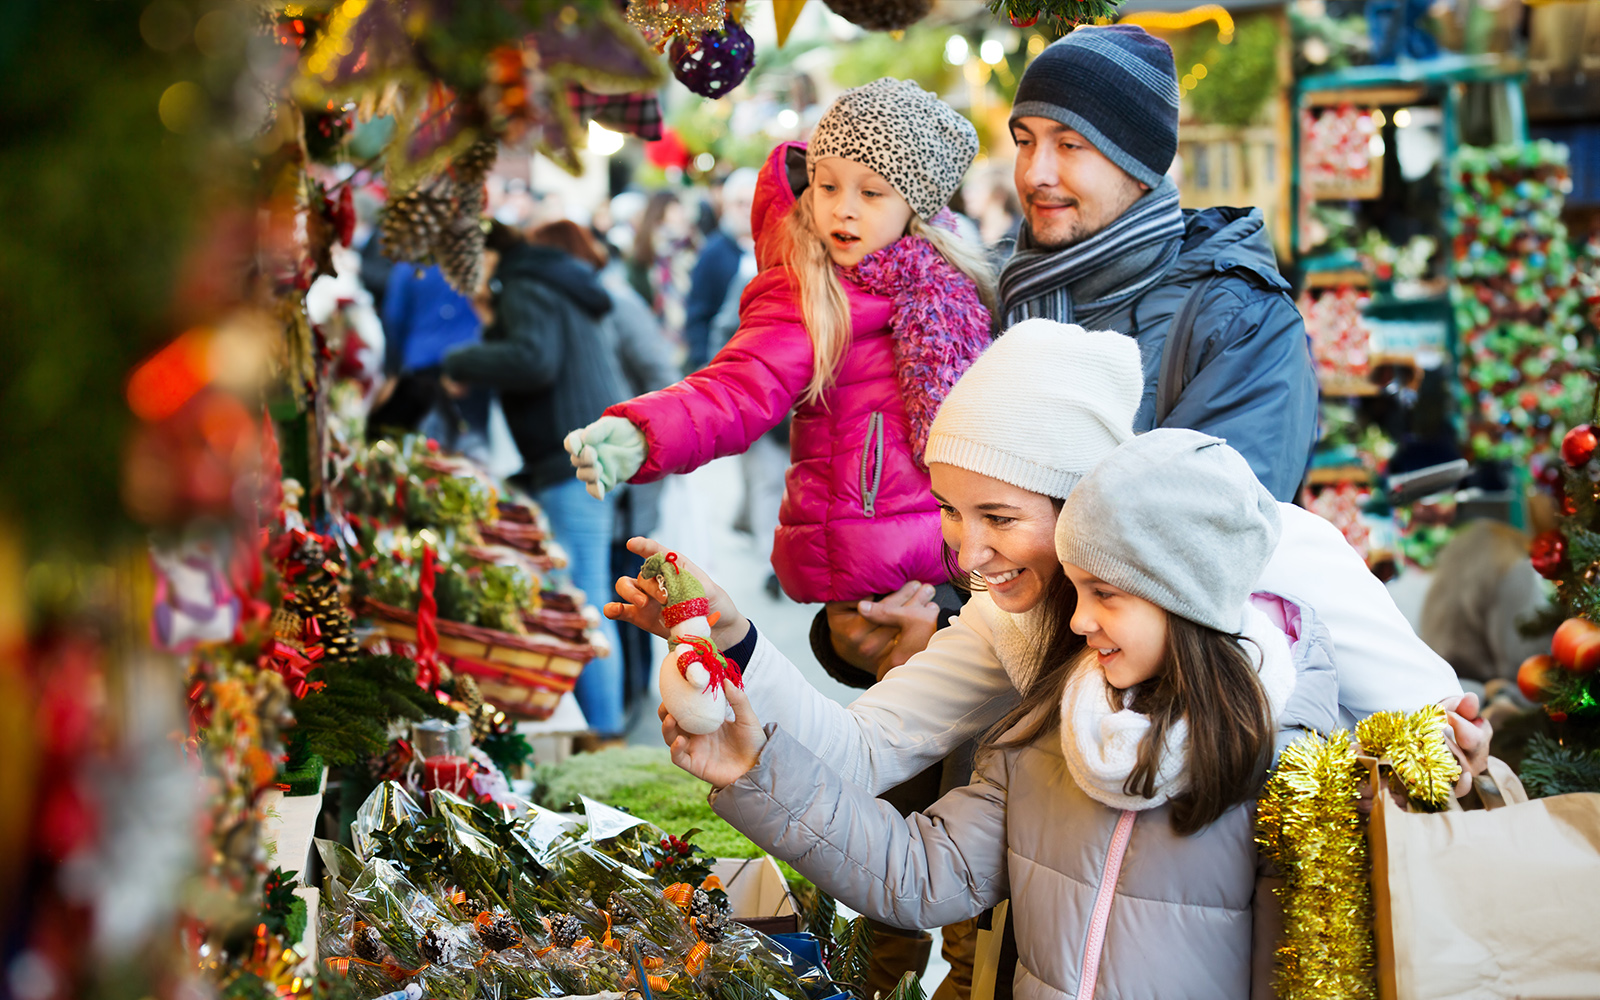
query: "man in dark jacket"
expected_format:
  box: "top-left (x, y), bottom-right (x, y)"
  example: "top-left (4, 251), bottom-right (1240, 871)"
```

top-left (998, 24), bottom-right (1316, 501)
top-left (443, 229), bottom-right (633, 736)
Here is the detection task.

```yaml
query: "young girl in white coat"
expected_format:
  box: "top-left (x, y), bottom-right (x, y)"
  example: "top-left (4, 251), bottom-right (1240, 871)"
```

top-left (669, 429), bottom-right (1338, 999)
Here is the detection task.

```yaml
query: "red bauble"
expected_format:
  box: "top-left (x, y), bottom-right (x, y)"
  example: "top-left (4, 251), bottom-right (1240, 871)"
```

top-left (1517, 654), bottom-right (1558, 702)
top-left (1010, 11), bottom-right (1040, 27)
top-left (1552, 617), bottom-right (1600, 674)
top-left (1530, 530), bottom-right (1567, 579)
top-left (1562, 424), bottom-right (1598, 467)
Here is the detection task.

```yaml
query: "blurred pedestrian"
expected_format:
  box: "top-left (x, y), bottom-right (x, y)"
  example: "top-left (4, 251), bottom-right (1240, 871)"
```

top-left (683, 170), bottom-right (759, 371)
top-left (442, 220), bottom-right (633, 738)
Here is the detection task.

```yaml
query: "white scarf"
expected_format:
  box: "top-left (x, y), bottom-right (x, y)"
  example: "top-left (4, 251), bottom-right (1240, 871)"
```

top-left (1058, 604), bottom-right (1296, 812)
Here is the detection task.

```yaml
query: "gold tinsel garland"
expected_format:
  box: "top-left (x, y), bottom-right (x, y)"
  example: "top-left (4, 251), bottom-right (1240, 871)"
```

top-left (1256, 731), bottom-right (1375, 1000)
top-left (1356, 705), bottom-right (1462, 812)
top-left (1257, 707), bottom-right (1466, 999)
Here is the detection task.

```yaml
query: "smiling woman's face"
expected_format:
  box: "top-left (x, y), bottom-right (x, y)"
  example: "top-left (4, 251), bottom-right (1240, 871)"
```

top-left (930, 463), bottom-right (1063, 615)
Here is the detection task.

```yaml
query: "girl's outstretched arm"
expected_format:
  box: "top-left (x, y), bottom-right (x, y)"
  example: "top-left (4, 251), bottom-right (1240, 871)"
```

top-left (710, 724), bottom-right (1010, 932)
top-left (605, 270), bottom-right (813, 481)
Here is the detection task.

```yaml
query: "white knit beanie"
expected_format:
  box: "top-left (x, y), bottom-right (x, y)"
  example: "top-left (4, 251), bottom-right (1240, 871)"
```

top-left (923, 319), bottom-right (1143, 499)
top-left (1055, 429), bottom-right (1281, 633)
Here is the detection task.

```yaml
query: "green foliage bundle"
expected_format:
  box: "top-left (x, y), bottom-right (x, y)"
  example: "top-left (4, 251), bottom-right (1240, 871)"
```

top-left (987, 1), bottom-right (1121, 32)
top-left (289, 653), bottom-right (455, 766)
top-left (1520, 734), bottom-right (1600, 796)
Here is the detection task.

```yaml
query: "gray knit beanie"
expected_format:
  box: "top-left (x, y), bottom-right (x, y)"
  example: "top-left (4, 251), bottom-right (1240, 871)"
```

top-left (807, 77), bottom-right (978, 219)
top-left (1055, 429), bottom-right (1281, 634)
top-left (925, 319), bottom-right (1142, 499)
top-left (1010, 25), bottom-right (1179, 189)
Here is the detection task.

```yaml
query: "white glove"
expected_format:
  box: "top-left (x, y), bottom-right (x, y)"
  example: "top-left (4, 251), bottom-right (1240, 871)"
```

top-left (563, 415), bottom-right (647, 500)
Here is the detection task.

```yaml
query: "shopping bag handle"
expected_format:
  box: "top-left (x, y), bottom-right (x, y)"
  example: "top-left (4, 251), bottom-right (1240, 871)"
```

top-left (1360, 754), bottom-right (1526, 813)
top-left (1473, 756), bottom-right (1529, 810)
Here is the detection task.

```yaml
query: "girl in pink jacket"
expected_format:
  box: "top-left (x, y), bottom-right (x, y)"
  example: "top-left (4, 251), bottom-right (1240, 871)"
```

top-left (566, 78), bottom-right (994, 607)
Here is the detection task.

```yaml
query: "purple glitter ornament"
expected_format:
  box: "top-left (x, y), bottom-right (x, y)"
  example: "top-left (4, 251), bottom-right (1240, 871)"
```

top-left (670, 16), bottom-right (756, 99)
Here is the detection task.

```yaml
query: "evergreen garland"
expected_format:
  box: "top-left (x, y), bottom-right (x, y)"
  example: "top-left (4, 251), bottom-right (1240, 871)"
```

top-left (987, 0), bottom-right (1121, 30)
top-left (1520, 733), bottom-right (1600, 797)
top-left (289, 653), bottom-right (454, 766)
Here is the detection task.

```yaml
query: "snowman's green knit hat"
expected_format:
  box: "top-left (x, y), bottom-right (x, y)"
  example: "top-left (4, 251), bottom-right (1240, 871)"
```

top-left (641, 552), bottom-right (710, 628)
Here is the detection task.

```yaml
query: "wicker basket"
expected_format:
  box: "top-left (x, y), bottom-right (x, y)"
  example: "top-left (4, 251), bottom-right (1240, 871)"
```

top-left (360, 598), bottom-right (597, 721)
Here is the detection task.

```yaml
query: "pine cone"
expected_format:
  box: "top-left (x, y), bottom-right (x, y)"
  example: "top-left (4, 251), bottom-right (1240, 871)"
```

top-left (607, 890), bottom-right (638, 924)
top-left (352, 924), bottom-right (385, 962)
top-left (456, 675), bottom-right (484, 713)
top-left (380, 187), bottom-right (452, 262)
top-left (419, 926), bottom-right (457, 966)
top-left (696, 909), bottom-right (728, 944)
top-left (436, 213), bottom-right (485, 294)
top-left (548, 912), bottom-right (584, 949)
top-left (478, 912), bottom-right (522, 952)
top-left (689, 889), bottom-right (721, 923)
top-left (451, 139), bottom-right (498, 209)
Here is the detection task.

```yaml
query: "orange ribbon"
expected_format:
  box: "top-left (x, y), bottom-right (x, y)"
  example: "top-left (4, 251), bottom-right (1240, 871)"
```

top-left (663, 882), bottom-right (694, 909)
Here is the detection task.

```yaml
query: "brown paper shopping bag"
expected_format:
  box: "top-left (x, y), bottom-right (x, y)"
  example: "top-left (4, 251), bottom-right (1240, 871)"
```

top-left (1369, 756), bottom-right (1600, 999)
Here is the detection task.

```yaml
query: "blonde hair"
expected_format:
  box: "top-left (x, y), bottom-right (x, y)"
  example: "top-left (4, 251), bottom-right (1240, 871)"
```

top-left (783, 187), bottom-right (997, 406)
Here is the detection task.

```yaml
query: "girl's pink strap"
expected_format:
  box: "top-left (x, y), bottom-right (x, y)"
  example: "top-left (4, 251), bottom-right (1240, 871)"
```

top-left (1079, 809), bottom-right (1137, 998)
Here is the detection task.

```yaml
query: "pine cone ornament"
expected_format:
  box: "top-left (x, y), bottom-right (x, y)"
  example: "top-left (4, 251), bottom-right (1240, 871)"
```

top-left (549, 912), bottom-right (584, 949)
top-left (419, 926), bottom-right (457, 966)
top-left (822, 0), bottom-right (931, 31)
top-left (352, 923), bottom-right (385, 962)
top-left (479, 912), bottom-right (522, 952)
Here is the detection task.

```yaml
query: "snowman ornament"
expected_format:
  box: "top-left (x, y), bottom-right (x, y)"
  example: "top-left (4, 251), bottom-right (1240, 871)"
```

top-left (640, 552), bottom-right (742, 735)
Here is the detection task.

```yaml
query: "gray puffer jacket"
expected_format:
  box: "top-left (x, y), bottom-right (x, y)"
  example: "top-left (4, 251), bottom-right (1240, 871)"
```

top-left (713, 594), bottom-right (1339, 1000)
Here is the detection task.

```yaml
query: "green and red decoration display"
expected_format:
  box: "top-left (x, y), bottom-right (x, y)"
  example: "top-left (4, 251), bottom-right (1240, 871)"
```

top-left (1451, 142), bottom-right (1596, 465)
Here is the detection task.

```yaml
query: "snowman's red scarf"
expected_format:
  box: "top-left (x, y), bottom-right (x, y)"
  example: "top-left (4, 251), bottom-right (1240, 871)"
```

top-left (673, 634), bottom-right (744, 693)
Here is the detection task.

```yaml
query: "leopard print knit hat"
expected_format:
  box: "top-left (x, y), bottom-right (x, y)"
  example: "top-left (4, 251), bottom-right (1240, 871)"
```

top-left (806, 77), bottom-right (978, 220)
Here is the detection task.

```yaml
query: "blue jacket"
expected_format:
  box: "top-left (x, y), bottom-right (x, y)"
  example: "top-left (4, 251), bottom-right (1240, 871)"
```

top-left (382, 263), bottom-right (482, 374)
top-left (682, 229), bottom-right (743, 371)
top-left (1099, 207), bottom-right (1317, 501)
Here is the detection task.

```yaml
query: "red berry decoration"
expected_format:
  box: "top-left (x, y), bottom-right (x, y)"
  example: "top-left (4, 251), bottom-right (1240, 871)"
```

top-left (1530, 530), bottom-right (1567, 579)
top-left (1562, 424), bottom-right (1598, 467)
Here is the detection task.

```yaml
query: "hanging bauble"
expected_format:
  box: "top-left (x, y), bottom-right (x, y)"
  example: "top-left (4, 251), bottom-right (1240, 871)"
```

top-left (822, 0), bottom-right (932, 32)
top-left (670, 15), bottom-right (756, 99)
top-left (1010, 11), bottom-right (1040, 27)
top-left (1530, 530), bottom-right (1567, 580)
top-left (1562, 423), bottom-right (1598, 467)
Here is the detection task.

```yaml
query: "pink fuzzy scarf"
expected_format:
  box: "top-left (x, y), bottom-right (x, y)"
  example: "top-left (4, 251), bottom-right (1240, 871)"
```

top-left (840, 209), bottom-right (993, 468)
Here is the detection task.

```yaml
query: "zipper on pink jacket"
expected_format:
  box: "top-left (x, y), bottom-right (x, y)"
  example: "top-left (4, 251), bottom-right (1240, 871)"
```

top-left (1077, 809), bottom-right (1136, 998)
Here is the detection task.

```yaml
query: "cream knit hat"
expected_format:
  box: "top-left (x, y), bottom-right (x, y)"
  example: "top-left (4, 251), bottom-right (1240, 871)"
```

top-left (923, 319), bottom-right (1143, 498)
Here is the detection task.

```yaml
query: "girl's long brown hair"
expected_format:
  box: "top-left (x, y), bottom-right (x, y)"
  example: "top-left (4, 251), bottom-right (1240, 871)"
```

top-left (983, 593), bottom-right (1274, 836)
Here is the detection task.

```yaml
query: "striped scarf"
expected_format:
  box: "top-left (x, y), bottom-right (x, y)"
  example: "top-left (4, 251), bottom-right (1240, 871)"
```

top-left (999, 177), bottom-right (1185, 328)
